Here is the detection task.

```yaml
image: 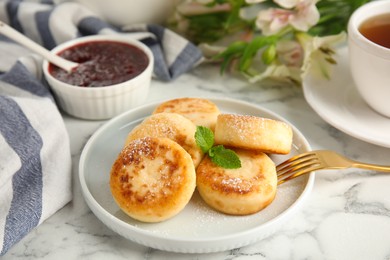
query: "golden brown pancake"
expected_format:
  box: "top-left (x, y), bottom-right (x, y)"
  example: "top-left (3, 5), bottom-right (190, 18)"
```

top-left (152, 97), bottom-right (220, 130)
top-left (110, 137), bottom-right (196, 222)
top-left (214, 114), bottom-right (293, 154)
top-left (196, 149), bottom-right (277, 215)
top-left (125, 112), bottom-right (204, 167)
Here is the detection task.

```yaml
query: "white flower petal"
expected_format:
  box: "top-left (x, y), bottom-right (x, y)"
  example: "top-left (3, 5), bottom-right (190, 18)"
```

top-left (276, 40), bottom-right (303, 67)
top-left (274, 0), bottom-right (300, 9)
top-left (246, 0), bottom-right (267, 3)
top-left (298, 31), bottom-right (346, 79)
top-left (255, 8), bottom-right (291, 35)
top-left (290, 3), bottom-right (319, 31)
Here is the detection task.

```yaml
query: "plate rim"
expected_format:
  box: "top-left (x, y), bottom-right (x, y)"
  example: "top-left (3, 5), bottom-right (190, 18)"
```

top-left (302, 46), bottom-right (390, 148)
top-left (78, 97), bottom-right (314, 253)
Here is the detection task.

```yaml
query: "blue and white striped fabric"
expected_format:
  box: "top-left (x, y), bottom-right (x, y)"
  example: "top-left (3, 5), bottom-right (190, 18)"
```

top-left (0, 0), bottom-right (203, 256)
top-left (0, 58), bottom-right (72, 256)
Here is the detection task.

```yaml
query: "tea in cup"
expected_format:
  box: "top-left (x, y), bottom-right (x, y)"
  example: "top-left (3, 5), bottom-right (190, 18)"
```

top-left (348, 0), bottom-right (390, 118)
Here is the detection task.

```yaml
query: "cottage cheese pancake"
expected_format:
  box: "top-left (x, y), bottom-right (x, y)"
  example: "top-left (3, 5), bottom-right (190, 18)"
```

top-left (196, 149), bottom-right (277, 215)
top-left (125, 113), bottom-right (204, 167)
top-left (214, 114), bottom-right (293, 154)
top-left (152, 98), bottom-right (220, 130)
top-left (110, 137), bottom-right (196, 222)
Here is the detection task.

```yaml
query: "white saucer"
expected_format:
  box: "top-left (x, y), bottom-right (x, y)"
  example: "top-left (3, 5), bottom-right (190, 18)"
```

top-left (303, 46), bottom-right (390, 148)
top-left (79, 98), bottom-right (314, 253)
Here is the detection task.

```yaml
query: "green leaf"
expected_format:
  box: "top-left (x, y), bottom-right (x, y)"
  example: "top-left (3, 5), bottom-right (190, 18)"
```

top-left (181, 0), bottom-right (252, 44)
top-left (219, 54), bottom-right (234, 75)
top-left (195, 126), bottom-right (241, 169)
top-left (208, 145), bottom-right (241, 169)
top-left (214, 41), bottom-right (247, 59)
top-left (214, 41), bottom-right (247, 74)
top-left (195, 126), bottom-right (214, 153)
top-left (238, 36), bottom-right (277, 71)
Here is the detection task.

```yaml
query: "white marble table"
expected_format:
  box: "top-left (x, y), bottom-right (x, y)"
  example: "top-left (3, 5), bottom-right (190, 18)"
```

top-left (4, 63), bottom-right (390, 260)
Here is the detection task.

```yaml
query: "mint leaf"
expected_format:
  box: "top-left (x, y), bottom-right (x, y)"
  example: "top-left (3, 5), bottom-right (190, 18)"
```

top-left (195, 126), bottom-right (214, 153)
top-left (195, 126), bottom-right (241, 169)
top-left (208, 145), bottom-right (241, 169)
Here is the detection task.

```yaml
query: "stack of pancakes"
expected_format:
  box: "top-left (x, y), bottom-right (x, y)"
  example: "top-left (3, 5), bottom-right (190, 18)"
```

top-left (110, 98), bottom-right (293, 222)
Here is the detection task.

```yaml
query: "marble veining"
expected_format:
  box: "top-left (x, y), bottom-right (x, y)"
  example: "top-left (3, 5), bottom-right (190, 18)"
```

top-left (3, 63), bottom-right (390, 260)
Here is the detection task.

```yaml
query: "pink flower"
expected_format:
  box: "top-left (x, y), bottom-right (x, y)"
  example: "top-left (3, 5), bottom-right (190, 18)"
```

top-left (276, 40), bottom-right (304, 67)
top-left (255, 0), bottom-right (319, 35)
top-left (256, 8), bottom-right (292, 35)
top-left (291, 0), bottom-right (319, 31)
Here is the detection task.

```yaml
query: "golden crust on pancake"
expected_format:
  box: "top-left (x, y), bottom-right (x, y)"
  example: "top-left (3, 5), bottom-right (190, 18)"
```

top-left (125, 112), bottom-right (204, 167)
top-left (110, 137), bottom-right (196, 223)
top-left (152, 97), bottom-right (220, 130)
top-left (196, 149), bottom-right (277, 215)
top-left (214, 114), bottom-right (293, 154)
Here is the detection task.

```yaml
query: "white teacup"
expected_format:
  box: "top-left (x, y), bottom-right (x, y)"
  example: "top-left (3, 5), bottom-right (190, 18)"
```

top-left (348, 0), bottom-right (390, 118)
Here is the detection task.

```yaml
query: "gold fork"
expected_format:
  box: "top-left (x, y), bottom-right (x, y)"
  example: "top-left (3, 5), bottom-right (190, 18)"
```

top-left (276, 150), bottom-right (390, 185)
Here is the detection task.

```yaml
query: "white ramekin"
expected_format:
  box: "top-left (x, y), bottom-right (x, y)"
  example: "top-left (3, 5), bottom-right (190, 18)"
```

top-left (43, 35), bottom-right (154, 120)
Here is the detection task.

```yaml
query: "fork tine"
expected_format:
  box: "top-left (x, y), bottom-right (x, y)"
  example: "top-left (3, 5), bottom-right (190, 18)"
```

top-left (277, 164), bottom-right (322, 185)
top-left (277, 159), bottom-right (319, 177)
top-left (276, 152), bottom-right (318, 175)
top-left (276, 151), bottom-right (322, 185)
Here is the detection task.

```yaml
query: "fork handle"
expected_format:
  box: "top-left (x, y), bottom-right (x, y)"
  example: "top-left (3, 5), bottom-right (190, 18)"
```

top-left (353, 162), bottom-right (390, 172)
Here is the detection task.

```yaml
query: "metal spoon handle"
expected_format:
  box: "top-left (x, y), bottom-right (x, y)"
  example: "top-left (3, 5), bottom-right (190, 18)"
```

top-left (0, 21), bottom-right (78, 72)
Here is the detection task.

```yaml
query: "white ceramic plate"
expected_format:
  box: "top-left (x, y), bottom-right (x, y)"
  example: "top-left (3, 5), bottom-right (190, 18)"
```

top-left (303, 46), bottom-right (390, 148)
top-left (79, 98), bottom-right (314, 253)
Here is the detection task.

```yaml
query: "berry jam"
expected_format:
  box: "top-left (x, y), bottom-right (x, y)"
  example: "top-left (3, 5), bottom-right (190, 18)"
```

top-left (49, 41), bottom-right (149, 87)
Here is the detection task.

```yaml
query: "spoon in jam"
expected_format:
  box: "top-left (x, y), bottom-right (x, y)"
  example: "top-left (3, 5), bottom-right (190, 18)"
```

top-left (0, 21), bottom-right (78, 73)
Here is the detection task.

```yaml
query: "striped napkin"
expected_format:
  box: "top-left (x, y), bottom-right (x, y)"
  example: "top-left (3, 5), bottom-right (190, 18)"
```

top-left (0, 0), bottom-right (203, 256)
top-left (0, 58), bottom-right (72, 256)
